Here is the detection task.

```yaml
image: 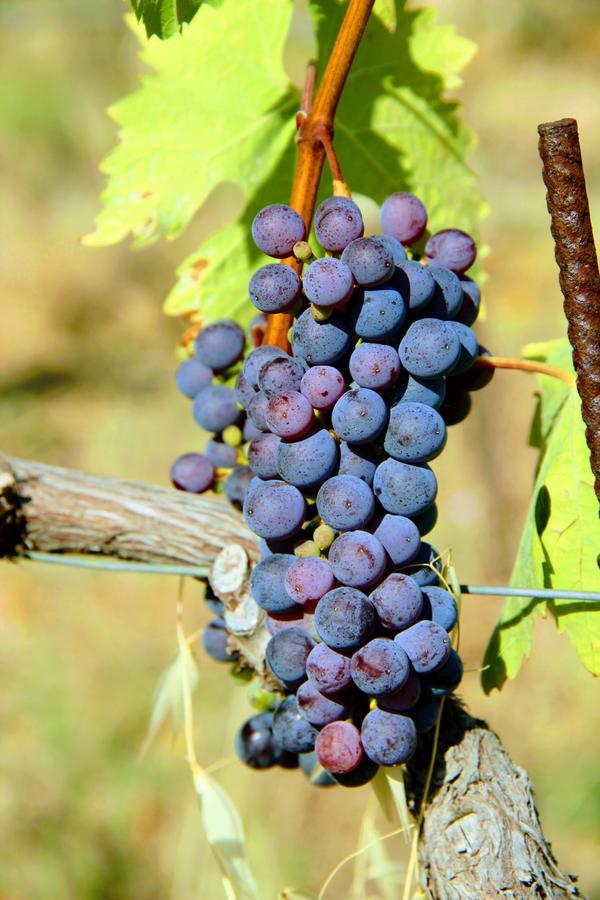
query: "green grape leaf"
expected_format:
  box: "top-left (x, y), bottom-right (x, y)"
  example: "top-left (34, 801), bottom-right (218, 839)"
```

top-left (309, 0), bottom-right (486, 252)
top-left (482, 340), bottom-right (600, 693)
top-left (130, 0), bottom-right (205, 39)
top-left (85, 1), bottom-right (296, 250)
top-left (373, 0), bottom-right (397, 33)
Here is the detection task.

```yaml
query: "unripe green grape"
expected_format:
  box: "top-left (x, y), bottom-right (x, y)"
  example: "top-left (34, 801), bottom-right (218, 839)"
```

top-left (294, 539), bottom-right (321, 558)
top-left (223, 425), bottom-right (243, 447)
top-left (313, 523), bottom-right (336, 550)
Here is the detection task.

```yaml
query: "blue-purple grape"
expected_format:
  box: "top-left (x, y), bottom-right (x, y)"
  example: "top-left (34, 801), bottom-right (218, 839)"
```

top-left (389, 371), bottom-right (446, 410)
top-left (369, 572), bottom-right (423, 631)
top-left (297, 680), bottom-right (347, 728)
top-left (306, 643), bottom-right (352, 696)
top-left (284, 556), bottom-right (335, 606)
top-left (350, 287), bottom-right (406, 340)
top-left (276, 429), bottom-right (338, 490)
top-left (399, 542), bottom-right (442, 586)
top-left (234, 372), bottom-right (257, 409)
top-left (447, 321), bottom-right (478, 374)
top-left (373, 458), bottom-right (437, 517)
top-left (373, 514), bottom-right (421, 566)
top-left (194, 320), bottom-right (245, 371)
top-left (292, 309), bottom-right (352, 365)
top-left (379, 669), bottom-right (422, 711)
top-left (328, 531), bottom-right (386, 589)
top-left (248, 433), bottom-right (281, 479)
top-left (395, 620), bottom-right (451, 673)
top-left (452, 347), bottom-right (494, 392)
top-left (410, 505), bottom-right (438, 537)
top-left (393, 260), bottom-right (435, 311)
top-left (439, 384), bottom-right (472, 425)
top-left (409, 695), bottom-right (441, 733)
top-left (384, 401), bottom-right (447, 464)
top-left (235, 712), bottom-right (285, 770)
top-left (424, 649), bottom-right (463, 696)
top-left (250, 553), bottom-right (299, 613)
top-left (374, 234), bottom-right (408, 265)
top-left (380, 192), bottom-right (427, 245)
top-left (170, 453), bottom-right (215, 493)
top-left (193, 385), bottom-right (240, 433)
top-left (204, 439), bottom-right (238, 469)
top-left (243, 479), bottom-right (306, 540)
top-left (341, 237), bottom-right (394, 287)
top-left (243, 345), bottom-right (283, 387)
top-left (246, 390), bottom-right (270, 431)
top-left (302, 257), bottom-right (354, 308)
top-left (316, 474), bottom-right (375, 531)
top-left (457, 276), bottom-right (481, 325)
top-left (272, 696), bottom-right (317, 753)
top-left (224, 465), bottom-right (253, 507)
top-left (175, 358), bottom-right (213, 399)
top-left (331, 388), bottom-right (388, 444)
top-left (300, 365), bottom-right (346, 411)
top-left (265, 391), bottom-right (314, 439)
top-left (249, 263), bottom-right (301, 312)
top-left (351, 638), bottom-right (410, 696)
top-left (399, 319), bottom-right (461, 378)
top-left (265, 626), bottom-right (315, 688)
top-left (258, 354), bottom-right (305, 398)
top-left (422, 586), bottom-right (458, 632)
top-left (427, 265), bottom-right (464, 319)
top-left (251, 204), bottom-right (306, 258)
top-left (332, 756), bottom-right (379, 787)
top-left (314, 196), bottom-right (364, 253)
top-left (425, 228), bottom-right (477, 274)
top-left (349, 343), bottom-right (401, 391)
top-left (361, 708), bottom-right (417, 766)
top-left (203, 619), bottom-right (238, 663)
top-left (338, 442), bottom-right (377, 485)
top-left (315, 721), bottom-right (364, 774)
top-left (314, 587), bottom-right (378, 651)
top-left (243, 418), bottom-right (264, 441)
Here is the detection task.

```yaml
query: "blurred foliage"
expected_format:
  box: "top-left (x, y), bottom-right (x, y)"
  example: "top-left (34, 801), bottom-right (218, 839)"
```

top-left (0, 0), bottom-right (599, 897)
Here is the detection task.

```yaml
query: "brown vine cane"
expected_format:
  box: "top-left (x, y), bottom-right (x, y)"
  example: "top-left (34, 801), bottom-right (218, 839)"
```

top-left (538, 118), bottom-right (600, 500)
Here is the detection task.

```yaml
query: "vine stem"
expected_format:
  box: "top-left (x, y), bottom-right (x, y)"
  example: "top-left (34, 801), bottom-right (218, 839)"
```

top-left (476, 354), bottom-right (576, 385)
top-left (264, 0), bottom-right (376, 350)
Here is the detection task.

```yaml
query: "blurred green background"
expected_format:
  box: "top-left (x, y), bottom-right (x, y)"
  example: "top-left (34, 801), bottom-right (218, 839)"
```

top-left (1, 1), bottom-right (599, 897)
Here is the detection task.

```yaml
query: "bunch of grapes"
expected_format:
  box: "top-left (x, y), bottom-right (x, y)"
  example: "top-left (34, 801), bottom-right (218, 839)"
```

top-left (175, 189), bottom-right (493, 786)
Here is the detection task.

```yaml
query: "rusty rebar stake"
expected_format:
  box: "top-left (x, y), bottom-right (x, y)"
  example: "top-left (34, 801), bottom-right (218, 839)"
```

top-left (538, 118), bottom-right (600, 500)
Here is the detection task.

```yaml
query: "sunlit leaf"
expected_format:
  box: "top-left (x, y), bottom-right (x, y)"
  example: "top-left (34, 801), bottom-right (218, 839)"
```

top-left (130, 0), bottom-right (204, 39)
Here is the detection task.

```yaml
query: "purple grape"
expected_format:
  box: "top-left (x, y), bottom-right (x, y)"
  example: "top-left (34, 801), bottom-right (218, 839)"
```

top-left (331, 388), bottom-right (388, 444)
top-left (341, 237), bottom-right (394, 287)
top-left (314, 587), bottom-right (377, 651)
top-left (421, 586), bottom-right (458, 632)
top-left (234, 372), bottom-right (257, 409)
top-left (249, 263), bottom-right (301, 312)
top-left (380, 192), bottom-right (427, 245)
top-left (203, 619), bottom-right (238, 663)
top-left (399, 542), bottom-right (442, 587)
top-left (425, 228), bottom-right (477, 274)
top-left (410, 505), bottom-right (438, 537)
top-left (361, 708), bottom-right (417, 766)
top-left (243, 345), bottom-right (283, 387)
top-left (265, 626), bottom-right (315, 688)
top-left (452, 347), bottom-right (494, 392)
top-left (428, 265), bottom-right (464, 319)
top-left (338, 442), bottom-right (377, 485)
top-left (243, 418), bottom-right (264, 441)
top-left (350, 287), bottom-right (406, 340)
top-left (393, 260), bottom-right (435, 311)
top-left (306, 643), bottom-right (352, 696)
top-left (284, 557), bottom-right (335, 606)
top-left (424, 648), bottom-right (463, 696)
top-left (251, 204), bottom-right (306, 258)
top-left (439, 384), bottom-right (472, 425)
top-left (243, 479), bottom-right (306, 540)
top-left (297, 681), bottom-right (347, 728)
top-left (192, 385), bottom-right (240, 433)
top-left (314, 196), bottom-right (364, 253)
top-left (315, 721), bottom-right (364, 774)
top-left (292, 309), bottom-right (352, 365)
top-left (399, 319), bottom-right (461, 378)
top-left (302, 257), bottom-right (354, 308)
top-left (457, 276), bottom-right (481, 325)
top-left (373, 514), bottom-right (421, 566)
top-left (395, 620), bottom-right (451, 673)
top-left (265, 391), bottom-right (314, 439)
top-left (350, 638), bottom-right (410, 696)
top-left (258, 354), bottom-right (305, 398)
top-left (332, 756), bottom-right (379, 787)
top-left (224, 465), bottom-right (253, 507)
top-left (379, 669), bottom-right (422, 711)
top-left (194, 320), bottom-right (245, 371)
top-left (447, 322), bottom-right (478, 374)
top-left (349, 343), bottom-right (401, 391)
top-left (276, 429), bottom-right (338, 489)
top-left (248, 433), bottom-right (281, 479)
top-left (272, 696), bottom-right (317, 753)
top-left (389, 371), bottom-right (446, 410)
top-left (250, 553), bottom-right (299, 613)
top-left (170, 453), bottom-right (215, 493)
top-left (266, 610), bottom-right (306, 635)
top-left (175, 358), bottom-right (213, 399)
top-left (298, 751), bottom-right (337, 787)
top-left (235, 712), bottom-right (286, 770)
top-left (316, 475), bottom-right (375, 531)
top-left (373, 458), bottom-right (437, 517)
top-left (328, 531), bottom-right (386, 589)
top-left (384, 401), bottom-right (447, 464)
top-left (247, 391), bottom-right (270, 431)
top-left (203, 440), bottom-right (237, 469)
top-left (409, 695), bottom-right (441, 733)
top-left (300, 365), bottom-right (346, 411)
top-left (374, 234), bottom-right (408, 265)
top-left (369, 572), bottom-right (423, 630)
